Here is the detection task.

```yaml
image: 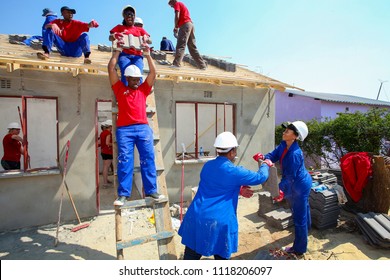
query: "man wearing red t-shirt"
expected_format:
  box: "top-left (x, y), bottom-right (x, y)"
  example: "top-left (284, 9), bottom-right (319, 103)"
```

top-left (109, 6), bottom-right (151, 86)
top-left (108, 41), bottom-right (164, 206)
top-left (168, 0), bottom-right (206, 70)
top-left (37, 6), bottom-right (99, 64)
top-left (1, 122), bottom-right (24, 170)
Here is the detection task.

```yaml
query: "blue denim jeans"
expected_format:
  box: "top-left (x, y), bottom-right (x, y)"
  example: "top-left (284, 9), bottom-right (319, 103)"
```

top-left (116, 124), bottom-right (157, 197)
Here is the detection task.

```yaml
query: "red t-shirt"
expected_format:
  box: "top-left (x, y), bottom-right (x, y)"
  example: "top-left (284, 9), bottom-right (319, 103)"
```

top-left (112, 81), bottom-right (152, 127)
top-left (50, 19), bottom-right (89, 42)
top-left (100, 130), bottom-right (113, 155)
top-left (110, 25), bottom-right (149, 56)
top-left (2, 134), bottom-right (21, 162)
top-left (174, 2), bottom-right (192, 27)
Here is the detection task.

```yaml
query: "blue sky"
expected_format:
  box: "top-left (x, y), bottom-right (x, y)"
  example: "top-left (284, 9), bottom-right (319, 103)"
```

top-left (1, 0), bottom-right (389, 101)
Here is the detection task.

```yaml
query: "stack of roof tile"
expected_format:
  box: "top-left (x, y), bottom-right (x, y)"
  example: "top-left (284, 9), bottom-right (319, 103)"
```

top-left (310, 186), bottom-right (340, 229)
top-left (264, 208), bottom-right (294, 229)
top-left (258, 192), bottom-right (293, 229)
top-left (355, 212), bottom-right (390, 249)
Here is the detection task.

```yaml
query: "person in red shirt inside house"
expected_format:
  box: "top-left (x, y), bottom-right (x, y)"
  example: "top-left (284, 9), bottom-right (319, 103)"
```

top-left (100, 120), bottom-right (113, 187)
top-left (108, 39), bottom-right (164, 206)
top-left (1, 122), bottom-right (24, 170)
top-left (109, 5), bottom-right (151, 86)
top-left (168, 0), bottom-right (206, 70)
top-left (37, 6), bottom-right (99, 64)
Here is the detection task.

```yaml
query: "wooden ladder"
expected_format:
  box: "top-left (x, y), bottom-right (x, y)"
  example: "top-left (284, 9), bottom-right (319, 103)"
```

top-left (111, 89), bottom-right (177, 260)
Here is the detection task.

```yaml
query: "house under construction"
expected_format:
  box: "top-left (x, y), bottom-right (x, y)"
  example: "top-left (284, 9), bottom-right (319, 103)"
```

top-left (0, 34), bottom-right (299, 231)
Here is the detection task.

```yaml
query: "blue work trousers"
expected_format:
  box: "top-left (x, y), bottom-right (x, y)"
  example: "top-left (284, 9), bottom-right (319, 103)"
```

top-left (116, 124), bottom-right (157, 197)
top-left (43, 30), bottom-right (90, 57)
top-left (289, 183), bottom-right (311, 254)
top-left (118, 53), bottom-right (144, 86)
top-left (183, 246), bottom-right (227, 260)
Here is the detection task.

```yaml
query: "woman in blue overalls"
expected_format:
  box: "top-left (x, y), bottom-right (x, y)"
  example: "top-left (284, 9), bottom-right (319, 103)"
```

top-left (254, 121), bottom-right (312, 256)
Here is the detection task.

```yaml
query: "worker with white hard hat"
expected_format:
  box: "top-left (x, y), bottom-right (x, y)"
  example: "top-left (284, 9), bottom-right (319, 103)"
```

top-left (134, 17), bottom-right (143, 27)
top-left (178, 131), bottom-right (273, 260)
top-left (1, 122), bottom-right (24, 170)
top-left (108, 30), bottom-right (162, 206)
top-left (109, 5), bottom-right (152, 86)
top-left (253, 120), bottom-right (312, 256)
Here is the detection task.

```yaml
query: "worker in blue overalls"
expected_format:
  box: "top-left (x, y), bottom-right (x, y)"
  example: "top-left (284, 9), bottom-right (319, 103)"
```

top-left (253, 120), bottom-right (312, 256)
top-left (179, 131), bottom-right (272, 259)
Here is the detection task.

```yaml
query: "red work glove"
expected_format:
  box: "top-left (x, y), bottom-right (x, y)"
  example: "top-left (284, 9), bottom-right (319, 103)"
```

top-left (142, 34), bottom-right (151, 44)
top-left (239, 186), bottom-right (253, 198)
top-left (50, 24), bottom-right (62, 36)
top-left (273, 190), bottom-right (284, 202)
top-left (112, 33), bottom-right (124, 51)
top-left (252, 153), bottom-right (265, 162)
top-left (262, 159), bottom-right (274, 167)
top-left (90, 19), bottom-right (99, 28)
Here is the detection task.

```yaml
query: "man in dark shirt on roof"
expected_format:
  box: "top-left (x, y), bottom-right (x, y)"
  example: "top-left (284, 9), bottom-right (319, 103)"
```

top-left (37, 6), bottom-right (99, 64)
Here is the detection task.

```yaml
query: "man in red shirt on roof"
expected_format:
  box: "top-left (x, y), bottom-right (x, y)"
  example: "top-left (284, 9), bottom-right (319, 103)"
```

top-left (108, 39), bottom-right (164, 206)
top-left (37, 6), bottom-right (99, 64)
top-left (168, 0), bottom-right (207, 70)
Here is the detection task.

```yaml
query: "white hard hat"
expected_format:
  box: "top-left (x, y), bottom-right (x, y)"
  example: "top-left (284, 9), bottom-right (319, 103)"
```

top-left (134, 17), bottom-right (143, 25)
top-left (283, 121), bottom-right (308, 141)
top-left (214, 131), bottom-right (239, 153)
top-left (124, 65), bottom-right (142, 77)
top-left (122, 5), bottom-right (136, 16)
top-left (102, 120), bottom-right (112, 127)
top-left (7, 122), bottom-right (21, 129)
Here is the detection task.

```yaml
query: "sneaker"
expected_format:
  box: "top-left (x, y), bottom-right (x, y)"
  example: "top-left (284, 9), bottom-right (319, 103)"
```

top-left (113, 196), bottom-right (127, 206)
top-left (282, 246), bottom-right (294, 253)
top-left (84, 58), bottom-right (92, 64)
top-left (146, 192), bottom-right (165, 200)
top-left (169, 64), bottom-right (180, 69)
top-left (282, 246), bottom-right (303, 256)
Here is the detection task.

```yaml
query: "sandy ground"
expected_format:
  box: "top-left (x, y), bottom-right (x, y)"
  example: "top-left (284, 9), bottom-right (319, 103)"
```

top-left (0, 182), bottom-right (389, 261)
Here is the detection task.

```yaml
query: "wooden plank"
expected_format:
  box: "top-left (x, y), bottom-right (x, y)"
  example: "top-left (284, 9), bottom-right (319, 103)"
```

top-left (115, 208), bottom-right (124, 260)
top-left (116, 230), bottom-right (175, 250)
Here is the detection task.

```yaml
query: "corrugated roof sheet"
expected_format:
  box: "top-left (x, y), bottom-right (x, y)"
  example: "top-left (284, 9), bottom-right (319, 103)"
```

top-left (285, 89), bottom-right (390, 107)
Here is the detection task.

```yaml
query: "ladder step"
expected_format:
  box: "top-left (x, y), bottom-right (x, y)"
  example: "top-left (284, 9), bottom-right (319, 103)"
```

top-left (117, 196), bottom-right (168, 209)
top-left (116, 230), bottom-right (175, 250)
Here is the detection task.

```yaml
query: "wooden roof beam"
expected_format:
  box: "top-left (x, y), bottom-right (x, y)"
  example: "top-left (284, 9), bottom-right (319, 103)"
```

top-left (6, 62), bottom-right (20, 72)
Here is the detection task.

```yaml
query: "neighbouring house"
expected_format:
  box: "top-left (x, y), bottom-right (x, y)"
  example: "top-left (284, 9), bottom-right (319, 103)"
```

top-left (0, 34), bottom-right (299, 231)
top-left (275, 89), bottom-right (390, 125)
top-left (275, 89), bottom-right (390, 169)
